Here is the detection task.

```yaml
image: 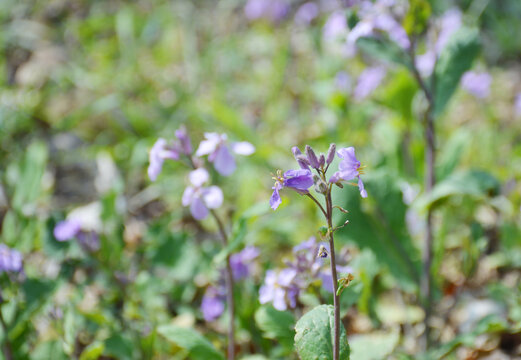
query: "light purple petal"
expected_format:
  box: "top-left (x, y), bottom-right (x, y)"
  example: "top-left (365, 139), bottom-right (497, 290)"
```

top-left (190, 197), bottom-right (209, 220)
top-left (272, 288), bottom-right (288, 311)
top-left (231, 141), bottom-right (255, 155)
top-left (201, 287), bottom-right (225, 321)
top-left (148, 138), bottom-right (167, 181)
top-left (182, 186), bottom-right (195, 207)
top-left (189, 168), bottom-right (209, 187)
top-left (436, 9), bottom-right (462, 54)
top-left (203, 186), bottom-right (223, 209)
top-left (213, 145), bottom-right (236, 176)
top-left (323, 11), bottom-right (347, 40)
top-left (329, 171), bottom-right (341, 183)
top-left (354, 67), bottom-right (386, 100)
top-left (416, 50), bottom-right (436, 77)
top-left (461, 71), bottom-right (492, 99)
top-left (295, 2), bottom-right (319, 25)
top-left (270, 186), bottom-right (282, 210)
top-left (278, 268), bottom-right (297, 287)
top-left (358, 177), bottom-right (368, 198)
top-left (175, 126), bottom-right (192, 155)
top-left (195, 133), bottom-right (220, 157)
top-left (54, 219), bottom-right (82, 242)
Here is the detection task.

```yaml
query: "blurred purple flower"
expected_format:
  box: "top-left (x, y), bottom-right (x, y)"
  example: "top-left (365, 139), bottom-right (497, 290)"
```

top-left (259, 268), bottom-right (299, 311)
top-left (77, 232), bottom-right (100, 253)
top-left (244, 0), bottom-right (289, 22)
top-left (0, 244), bottom-right (22, 273)
top-left (329, 147), bottom-right (367, 198)
top-left (461, 71), bottom-right (492, 99)
top-left (270, 169), bottom-right (314, 210)
top-left (515, 93), bottom-right (521, 116)
top-left (201, 286), bottom-right (225, 321)
top-left (416, 50), bottom-right (436, 77)
top-left (335, 71), bottom-right (351, 93)
top-left (175, 126), bottom-right (192, 155)
top-left (435, 9), bottom-right (462, 53)
top-left (323, 11), bottom-right (347, 40)
top-left (354, 67), bottom-right (386, 100)
top-left (230, 246), bottom-right (260, 280)
top-left (53, 219), bottom-right (82, 242)
top-left (196, 133), bottom-right (255, 176)
top-left (148, 138), bottom-right (180, 181)
top-left (295, 2), bottom-right (319, 25)
top-left (182, 168), bottom-right (223, 220)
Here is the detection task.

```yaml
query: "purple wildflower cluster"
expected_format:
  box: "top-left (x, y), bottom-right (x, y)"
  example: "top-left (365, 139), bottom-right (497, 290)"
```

top-left (201, 246), bottom-right (260, 321)
top-left (53, 219), bottom-right (100, 253)
top-left (0, 244), bottom-right (23, 274)
top-left (270, 144), bottom-right (366, 210)
top-left (259, 237), bottom-right (352, 311)
top-left (148, 127), bottom-right (254, 220)
top-left (461, 71), bottom-right (492, 99)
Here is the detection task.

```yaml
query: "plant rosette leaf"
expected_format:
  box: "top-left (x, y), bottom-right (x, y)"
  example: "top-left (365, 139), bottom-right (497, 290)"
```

top-left (295, 305), bottom-right (350, 360)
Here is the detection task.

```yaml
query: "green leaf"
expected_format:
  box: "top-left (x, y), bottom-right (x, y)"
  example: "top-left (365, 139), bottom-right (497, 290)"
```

top-left (294, 305), bottom-right (350, 360)
top-left (349, 329), bottom-right (400, 360)
top-left (402, 0), bottom-right (431, 36)
top-left (254, 306), bottom-right (295, 348)
top-left (12, 141), bottom-right (48, 212)
top-left (433, 27), bottom-right (481, 117)
top-left (157, 324), bottom-right (225, 360)
top-left (356, 37), bottom-right (412, 69)
top-left (104, 334), bottom-right (133, 360)
top-left (79, 342), bottom-right (105, 360)
top-left (415, 170), bottom-right (500, 211)
top-left (31, 341), bottom-right (68, 360)
top-left (436, 130), bottom-right (471, 180)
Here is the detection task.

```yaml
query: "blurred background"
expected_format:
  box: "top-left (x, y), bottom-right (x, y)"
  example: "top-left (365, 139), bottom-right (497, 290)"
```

top-left (1, 0), bottom-right (521, 359)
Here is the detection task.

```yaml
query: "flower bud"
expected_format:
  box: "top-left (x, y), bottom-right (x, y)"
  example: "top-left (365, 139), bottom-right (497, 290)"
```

top-left (318, 154), bottom-right (325, 168)
top-left (314, 178), bottom-right (328, 194)
top-left (291, 146), bottom-right (302, 157)
top-left (296, 154), bottom-right (310, 169)
top-left (175, 126), bottom-right (192, 154)
top-left (326, 143), bottom-right (336, 165)
top-left (305, 145), bottom-right (319, 169)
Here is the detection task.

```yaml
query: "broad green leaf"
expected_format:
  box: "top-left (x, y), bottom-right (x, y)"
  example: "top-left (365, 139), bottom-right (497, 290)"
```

top-left (433, 27), bottom-right (481, 117)
top-left (414, 170), bottom-right (499, 211)
top-left (356, 37), bottom-right (412, 69)
top-left (294, 305), bottom-right (350, 360)
top-left (31, 341), bottom-right (68, 360)
top-left (436, 130), bottom-right (471, 181)
top-left (349, 329), bottom-right (400, 360)
top-left (79, 342), bottom-right (105, 360)
top-left (335, 170), bottom-right (421, 291)
top-left (157, 324), bottom-right (225, 360)
top-left (12, 141), bottom-right (48, 212)
top-left (254, 306), bottom-right (295, 348)
top-left (104, 334), bottom-right (133, 360)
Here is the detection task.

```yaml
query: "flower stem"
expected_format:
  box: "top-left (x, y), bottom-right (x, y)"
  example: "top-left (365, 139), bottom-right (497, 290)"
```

top-left (325, 192), bottom-right (340, 360)
top-left (0, 305), bottom-right (13, 360)
top-left (209, 209), bottom-right (235, 360)
top-left (409, 43), bottom-right (436, 349)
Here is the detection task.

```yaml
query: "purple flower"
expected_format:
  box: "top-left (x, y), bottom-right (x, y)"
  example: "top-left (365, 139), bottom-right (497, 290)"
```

top-left (435, 9), bottom-right (462, 54)
top-left (201, 287), bottom-right (225, 321)
top-left (335, 71), bottom-right (351, 93)
top-left (195, 133), bottom-right (255, 176)
top-left (175, 126), bottom-right (192, 155)
top-left (0, 244), bottom-right (23, 273)
top-left (270, 169), bottom-right (314, 210)
top-left (461, 71), bottom-right (492, 99)
top-left (182, 168), bottom-right (223, 220)
top-left (354, 67), bottom-right (386, 100)
top-left (148, 138), bottom-right (180, 181)
top-left (53, 219), bottom-right (82, 242)
top-left (259, 268), bottom-right (299, 311)
top-left (244, 0), bottom-right (289, 22)
top-left (329, 147), bottom-right (367, 198)
top-left (323, 11), bottom-right (347, 40)
top-left (295, 2), bottom-right (319, 25)
top-left (77, 232), bottom-right (100, 253)
top-left (416, 50), bottom-right (436, 77)
top-left (515, 93), bottom-right (521, 116)
top-left (230, 246), bottom-right (260, 280)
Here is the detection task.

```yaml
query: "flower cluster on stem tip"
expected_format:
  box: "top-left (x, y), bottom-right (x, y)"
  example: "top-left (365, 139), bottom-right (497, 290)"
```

top-left (148, 127), bottom-right (255, 220)
top-left (270, 144), bottom-right (367, 210)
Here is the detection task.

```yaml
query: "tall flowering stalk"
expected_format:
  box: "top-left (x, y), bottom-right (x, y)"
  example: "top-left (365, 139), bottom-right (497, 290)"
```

top-left (270, 144), bottom-right (366, 360)
top-left (148, 127), bottom-right (254, 360)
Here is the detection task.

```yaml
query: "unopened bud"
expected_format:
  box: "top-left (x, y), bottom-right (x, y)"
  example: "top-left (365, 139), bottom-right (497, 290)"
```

top-left (326, 143), bottom-right (336, 165)
top-left (296, 154), bottom-right (310, 169)
top-left (292, 146), bottom-right (302, 157)
top-left (305, 145), bottom-right (319, 169)
top-left (314, 178), bottom-right (328, 194)
top-left (318, 154), bottom-right (325, 168)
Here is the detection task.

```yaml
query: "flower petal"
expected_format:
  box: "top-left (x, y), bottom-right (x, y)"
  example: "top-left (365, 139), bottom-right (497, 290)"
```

top-left (358, 177), bottom-right (368, 198)
top-left (213, 145), bottom-right (236, 176)
top-left (182, 186), bottom-right (195, 207)
top-left (54, 219), bottom-right (82, 242)
top-left (270, 186), bottom-right (282, 210)
top-left (232, 141), bottom-right (255, 155)
top-left (195, 133), bottom-right (220, 157)
top-left (203, 186), bottom-right (223, 209)
top-left (189, 168), bottom-right (209, 187)
top-left (190, 197), bottom-right (209, 220)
